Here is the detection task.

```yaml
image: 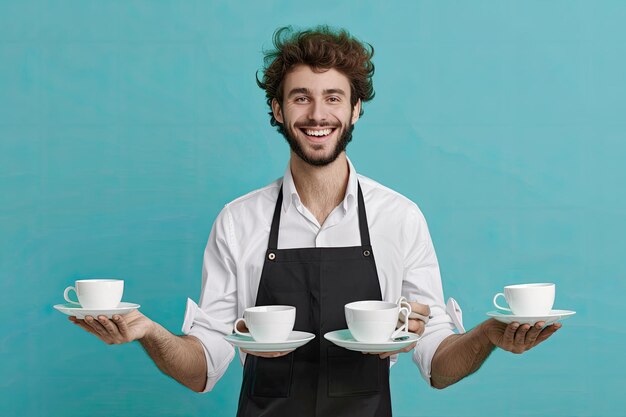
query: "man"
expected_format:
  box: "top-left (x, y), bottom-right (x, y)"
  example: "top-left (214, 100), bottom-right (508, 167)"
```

top-left (69, 26), bottom-right (561, 416)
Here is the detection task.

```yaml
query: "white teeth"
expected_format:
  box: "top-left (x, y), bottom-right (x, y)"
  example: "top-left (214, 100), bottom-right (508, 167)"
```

top-left (304, 128), bottom-right (333, 137)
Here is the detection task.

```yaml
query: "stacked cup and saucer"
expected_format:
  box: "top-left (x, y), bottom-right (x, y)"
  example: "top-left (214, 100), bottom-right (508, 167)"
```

top-left (324, 297), bottom-right (420, 352)
top-left (224, 306), bottom-right (316, 352)
top-left (486, 283), bottom-right (575, 325)
top-left (53, 279), bottom-right (140, 318)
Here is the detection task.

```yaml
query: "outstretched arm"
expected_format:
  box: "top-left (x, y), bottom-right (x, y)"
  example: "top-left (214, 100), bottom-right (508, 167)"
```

top-left (429, 319), bottom-right (561, 389)
top-left (70, 310), bottom-right (208, 392)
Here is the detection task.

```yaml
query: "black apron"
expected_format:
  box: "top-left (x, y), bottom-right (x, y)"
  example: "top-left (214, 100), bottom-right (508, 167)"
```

top-left (236, 182), bottom-right (392, 417)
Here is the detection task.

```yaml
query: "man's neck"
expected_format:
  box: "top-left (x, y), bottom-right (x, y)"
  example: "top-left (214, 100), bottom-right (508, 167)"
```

top-left (289, 152), bottom-right (350, 226)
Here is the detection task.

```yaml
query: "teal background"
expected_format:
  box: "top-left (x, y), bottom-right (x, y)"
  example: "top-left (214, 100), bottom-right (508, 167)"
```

top-left (1, 1), bottom-right (624, 416)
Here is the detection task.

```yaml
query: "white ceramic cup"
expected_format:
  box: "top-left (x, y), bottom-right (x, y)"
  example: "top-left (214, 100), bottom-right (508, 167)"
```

top-left (493, 283), bottom-right (555, 316)
top-left (345, 297), bottom-right (412, 343)
top-left (63, 279), bottom-right (124, 309)
top-left (234, 305), bottom-right (296, 343)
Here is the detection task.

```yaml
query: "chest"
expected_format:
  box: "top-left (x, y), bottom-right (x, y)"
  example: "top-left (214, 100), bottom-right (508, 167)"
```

top-left (234, 211), bottom-right (406, 311)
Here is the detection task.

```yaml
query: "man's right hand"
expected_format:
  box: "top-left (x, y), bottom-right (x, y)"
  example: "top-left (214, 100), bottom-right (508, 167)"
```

top-left (69, 310), bottom-right (154, 345)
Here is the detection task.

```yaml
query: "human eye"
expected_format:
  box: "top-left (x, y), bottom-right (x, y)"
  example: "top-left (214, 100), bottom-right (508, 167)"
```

top-left (327, 96), bottom-right (341, 103)
top-left (294, 96), bottom-right (309, 103)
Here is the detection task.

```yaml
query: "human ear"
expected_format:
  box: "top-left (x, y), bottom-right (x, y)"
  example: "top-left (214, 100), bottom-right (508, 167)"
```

top-left (351, 99), bottom-right (361, 124)
top-left (271, 99), bottom-right (284, 124)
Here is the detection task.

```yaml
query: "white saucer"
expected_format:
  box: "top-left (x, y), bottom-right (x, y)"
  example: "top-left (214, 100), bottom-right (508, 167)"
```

top-left (53, 302), bottom-right (141, 319)
top-left (324, 329), bottom-right (419, 353)
top-left (224, 330), bottom-right (315, 352)
top-left (487, 309), bottom-right (576, 326)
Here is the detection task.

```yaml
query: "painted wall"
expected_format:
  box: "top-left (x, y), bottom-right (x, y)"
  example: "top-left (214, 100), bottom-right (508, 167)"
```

top-left (1, 1), bottom-right (623, 416)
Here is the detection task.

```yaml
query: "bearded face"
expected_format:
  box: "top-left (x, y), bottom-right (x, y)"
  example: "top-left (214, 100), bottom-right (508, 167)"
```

top-left (280, 113), bottom-right (355, 167)
top-left (272, 65), bottom-right (361, 167)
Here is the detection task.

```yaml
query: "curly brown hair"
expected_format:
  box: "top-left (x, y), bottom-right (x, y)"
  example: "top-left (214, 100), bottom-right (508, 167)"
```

top-left (256, 25), bottom-right (375, 133)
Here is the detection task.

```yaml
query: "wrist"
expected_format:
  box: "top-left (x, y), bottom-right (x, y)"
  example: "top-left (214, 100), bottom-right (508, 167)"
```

top-left (140, 317), bottom-right (159, 342)
top-left (477, 319), bottom-right (496, 349)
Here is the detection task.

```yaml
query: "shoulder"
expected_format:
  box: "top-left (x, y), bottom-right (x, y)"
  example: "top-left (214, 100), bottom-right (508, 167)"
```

top-left (224, 178), bottom-right (281, 212)
top-left (357, 174), bottom-right (425, 220)
top-left (209, 178), bottom-right (281, 247)
top-left (214, 178), bottom-right (282, 233)
top-left (357, 173), bottom-right (434, 247)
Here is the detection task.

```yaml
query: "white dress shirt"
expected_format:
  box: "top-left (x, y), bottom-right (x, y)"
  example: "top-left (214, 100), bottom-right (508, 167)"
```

top-left (182, 157), bottom-right (461, 392)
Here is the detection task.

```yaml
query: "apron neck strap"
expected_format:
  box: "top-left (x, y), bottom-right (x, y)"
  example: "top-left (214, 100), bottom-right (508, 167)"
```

top-left (356, 182), bottom-right (371, 247)
top-left (267, 181), bottom-right (371, 250)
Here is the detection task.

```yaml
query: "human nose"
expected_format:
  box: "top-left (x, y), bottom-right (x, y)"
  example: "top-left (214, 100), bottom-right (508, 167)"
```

top-left (307, 100), bottom-right (327, 122)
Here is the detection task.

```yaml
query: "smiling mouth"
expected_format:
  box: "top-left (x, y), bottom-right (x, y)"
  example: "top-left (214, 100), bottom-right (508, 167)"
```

top-left (298, 127), bottom-right (337, 138)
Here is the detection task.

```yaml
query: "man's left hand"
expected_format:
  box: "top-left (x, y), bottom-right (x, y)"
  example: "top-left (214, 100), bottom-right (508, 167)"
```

top-left (482, 318), bottom-right (561, 354)
top-left (365, 301), bottom-right (430, 359)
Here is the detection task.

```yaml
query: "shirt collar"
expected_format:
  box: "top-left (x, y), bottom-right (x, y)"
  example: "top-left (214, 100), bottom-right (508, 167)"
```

top-left (281, 156), bottom-right (358, 214)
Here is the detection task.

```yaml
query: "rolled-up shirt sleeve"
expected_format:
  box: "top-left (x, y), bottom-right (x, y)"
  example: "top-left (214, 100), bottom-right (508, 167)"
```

top-left (401, 206), bottom-right (457, 385)
top-left (182, 207), bottom-right (238, 393)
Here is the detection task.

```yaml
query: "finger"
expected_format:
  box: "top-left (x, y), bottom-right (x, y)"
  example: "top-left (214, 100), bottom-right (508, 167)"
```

top-left (503, 322), bottom-right (518, 345)
top-left (250, 350), bottom-right (292, 358)
top-left (408, 302), bottom-right (431, 317)
top-left (70, 317), bottom-right (100, 336)
top-left (407, 320), bottom-right (425, 336)
top-left (84, 315), bottom-right (109, 340)
top-left (379, 342), bottom-right (417, 359)
top-left (524, 322), bottom-right (544, 345)
top-left (534, 322), bottom-right (561, 345)
top-left (113, 315), bottom-right (130, 340)
top-left (97, 316), bottom-right (123, 341)
top-left (240, 348), bottom-right (293, 358)
top-left (69, 316), bottom-right (84, 326)
top-left (514, 324), bottom-right (531, 345)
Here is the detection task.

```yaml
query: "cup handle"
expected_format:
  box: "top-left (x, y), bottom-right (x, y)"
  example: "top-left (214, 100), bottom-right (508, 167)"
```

top-left (493, 293), bottom-right (511, 312)
top-left (396, 296), bottom-right (412, 313)
top-left (233, 318), bottom-right (251, 337)
top-left (391, 306), bottom-right (412, 340)
top-left (63, 286), bottom-right (80, 305)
